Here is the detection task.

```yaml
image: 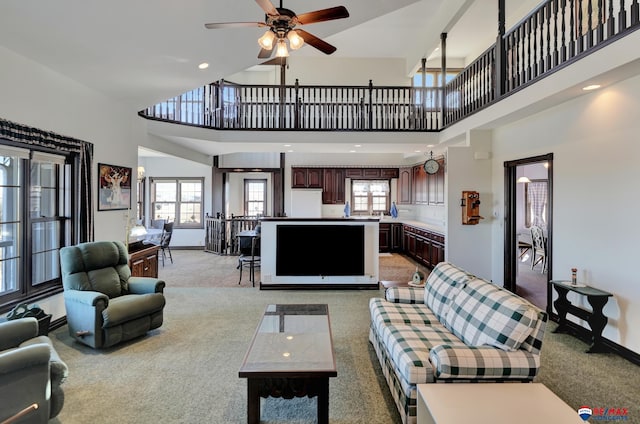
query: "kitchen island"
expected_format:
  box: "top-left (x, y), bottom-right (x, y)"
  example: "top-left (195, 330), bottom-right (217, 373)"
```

top-left (259, 218), bottom-right (379, 289)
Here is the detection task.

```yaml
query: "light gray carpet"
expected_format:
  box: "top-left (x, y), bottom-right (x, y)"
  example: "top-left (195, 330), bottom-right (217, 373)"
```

top-left (157, 250), bottom-right (427, 288)
top-left (49, 251), bottom-right (640, 423)
top-left (50, 288), bottom-right (401, 424)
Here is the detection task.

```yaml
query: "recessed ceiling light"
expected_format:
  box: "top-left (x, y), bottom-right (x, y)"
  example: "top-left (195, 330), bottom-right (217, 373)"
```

top-left (198, 62), bottom-right (209, 70)
top-left (349, 150), bottom-right (356, 153)
top-left (414, 150), bottom-right (421, 153)
top-left (287, 149), bottom-right (294, 153)
top-left (283, 144), bottom-right (291, 147)
top-left (426, 144), bottom-right (434, 147)
top-left (583, 84), bottom-right (601, 91)
top-left (354, 144), bottom-right (361, 147)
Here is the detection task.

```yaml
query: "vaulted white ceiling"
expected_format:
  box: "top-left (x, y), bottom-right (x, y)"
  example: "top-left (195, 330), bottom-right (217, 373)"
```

top-left (1, 0), bottom-right (540, 157)
top-left (1, 1), bottom-right (539, 108)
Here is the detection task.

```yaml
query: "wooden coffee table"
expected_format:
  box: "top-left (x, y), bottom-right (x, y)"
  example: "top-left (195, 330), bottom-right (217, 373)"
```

top-left (239, 304), bottom-right (337, 424)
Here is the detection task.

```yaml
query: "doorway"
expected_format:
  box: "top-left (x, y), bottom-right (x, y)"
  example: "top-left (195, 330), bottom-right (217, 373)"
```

top-left (504, 154), bottom-right (553, 313)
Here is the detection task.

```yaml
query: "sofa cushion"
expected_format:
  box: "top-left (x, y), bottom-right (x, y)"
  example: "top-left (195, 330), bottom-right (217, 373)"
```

top-left (378, 322), bottom-right (465, 384)
top-left (443, 279), bottom-right (538, 351)
top-left (370, 298), bottom-right (439, 327)
top-left (102, 293), bottom-right (166, 328)
top-left (424, 262), bottom-right (474, 322)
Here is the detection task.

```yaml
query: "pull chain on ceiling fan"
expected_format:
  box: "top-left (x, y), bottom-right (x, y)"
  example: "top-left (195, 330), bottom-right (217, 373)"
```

top-left (205, 0), bottom-right (349, 59)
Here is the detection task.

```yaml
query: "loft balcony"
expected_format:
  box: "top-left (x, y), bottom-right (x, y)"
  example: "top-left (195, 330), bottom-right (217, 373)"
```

top-left (139, 0), bottom-right (640, 133)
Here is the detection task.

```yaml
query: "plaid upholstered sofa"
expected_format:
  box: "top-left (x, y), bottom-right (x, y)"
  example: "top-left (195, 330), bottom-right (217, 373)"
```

top-left (369, 262), bottom-right (547, 424)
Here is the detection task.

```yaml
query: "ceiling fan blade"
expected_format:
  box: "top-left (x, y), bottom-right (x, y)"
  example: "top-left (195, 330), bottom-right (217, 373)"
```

top-left (205, 22), bottom-right (266, 29)
top-left (258, 47), bottom-right (274, 59)
top-left (255, 0), bottom-right (278, 16)
top-left (296, 6), bottom-right (349, 25)
top-left (296, 29), bottom-right (337, 55)
top-left (260, 57), bottom-right (287, 66)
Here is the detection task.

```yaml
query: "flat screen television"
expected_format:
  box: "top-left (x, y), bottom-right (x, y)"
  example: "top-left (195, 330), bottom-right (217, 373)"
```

top-left (276, 224), bottom-right (365, 276)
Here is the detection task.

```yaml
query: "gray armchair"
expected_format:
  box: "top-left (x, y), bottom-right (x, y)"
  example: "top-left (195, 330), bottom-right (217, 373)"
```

top-left (59, 240), bottom-right (166, 349)
top-left (0, 317), bottom-right (68, 423)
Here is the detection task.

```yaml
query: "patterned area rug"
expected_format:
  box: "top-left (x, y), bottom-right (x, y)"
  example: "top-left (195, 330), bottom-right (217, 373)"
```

top-left (158, 250), bottom-right (428, 288)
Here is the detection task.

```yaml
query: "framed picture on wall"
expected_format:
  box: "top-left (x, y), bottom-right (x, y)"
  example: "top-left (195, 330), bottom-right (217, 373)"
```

top-left (98, 163), bottom-right (132, 211)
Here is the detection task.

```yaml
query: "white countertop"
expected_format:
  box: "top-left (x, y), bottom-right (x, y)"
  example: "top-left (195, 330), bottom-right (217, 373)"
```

top-left (379, 217), bottom-right (445, 235)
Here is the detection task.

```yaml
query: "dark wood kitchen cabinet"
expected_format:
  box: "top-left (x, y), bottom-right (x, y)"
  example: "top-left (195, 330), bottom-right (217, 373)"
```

top-left (412, 165), bottom-right (427, 204)
top-left (411, 159), bottom-right (444, 205)
top-left (379, 223), bottom-right (391, 252)
top-left (398, 167), bottom-right (413, 204)
top-left (322, 168), bottom-right (345, 204)
top-left (291, 167), bottom-right (322, 188)
top-left (391, 223), bottom-right (403, 251)
top-left (379, 223), bottom-right (403, 253)
top-left (345, 168), bottom-right (399, 179)
top-left (402, 224), bottom-right (445, 269)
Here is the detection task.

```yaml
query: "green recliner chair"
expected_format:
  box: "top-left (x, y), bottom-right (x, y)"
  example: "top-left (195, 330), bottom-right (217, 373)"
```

top-left (59, 240), bottom-right (166, 349)
top-left (0, 317), bottom-right (68, 423)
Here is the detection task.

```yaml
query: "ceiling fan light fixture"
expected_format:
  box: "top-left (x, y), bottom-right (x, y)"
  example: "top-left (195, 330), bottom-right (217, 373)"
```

top-left (258, 30), bottom-right (276, 50)
top-left (287, 30), bottom-right (304, 50)
top-left (275, 39), bottom-right (289, 57)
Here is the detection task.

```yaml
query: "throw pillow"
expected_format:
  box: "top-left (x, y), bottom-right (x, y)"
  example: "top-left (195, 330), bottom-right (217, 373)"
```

top-left (444, 278), bottom-right (537, 351)
top-left (424, 262), bottom-right (473, 322)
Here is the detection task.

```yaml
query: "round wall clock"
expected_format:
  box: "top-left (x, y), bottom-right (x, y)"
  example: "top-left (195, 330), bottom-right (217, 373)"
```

top-left (423, 151), bottom-right (440, 174)
top-left (423, 158), bottom-right (440, 175)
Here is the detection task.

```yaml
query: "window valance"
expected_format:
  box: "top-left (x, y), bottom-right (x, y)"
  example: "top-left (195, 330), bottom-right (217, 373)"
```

top-left (0, 117), bottom-right (94, 242)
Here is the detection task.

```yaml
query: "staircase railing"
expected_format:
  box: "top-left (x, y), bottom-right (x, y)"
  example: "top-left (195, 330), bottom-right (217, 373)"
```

top-left (140, 0), bottom-right (639, 132)
top-left (141, 80), bottom-right (442, 132)
top-left (204, 215), bottom-right (260, 255)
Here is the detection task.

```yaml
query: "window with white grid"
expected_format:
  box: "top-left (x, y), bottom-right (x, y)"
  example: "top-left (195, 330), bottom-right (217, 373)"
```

top-left (351, 180), bottom-right (390, 214)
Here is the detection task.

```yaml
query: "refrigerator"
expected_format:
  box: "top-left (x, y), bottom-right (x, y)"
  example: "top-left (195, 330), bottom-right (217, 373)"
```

top-left (289, 189), bottom-right (322, 218)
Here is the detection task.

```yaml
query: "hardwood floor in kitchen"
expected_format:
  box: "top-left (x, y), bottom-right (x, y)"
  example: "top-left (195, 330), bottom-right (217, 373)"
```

top-left (516, 256), bottom-right (548, 310)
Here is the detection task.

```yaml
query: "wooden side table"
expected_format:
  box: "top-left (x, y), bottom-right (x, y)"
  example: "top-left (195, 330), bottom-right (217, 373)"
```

top-left (549, 280), bottom-right (613, 353)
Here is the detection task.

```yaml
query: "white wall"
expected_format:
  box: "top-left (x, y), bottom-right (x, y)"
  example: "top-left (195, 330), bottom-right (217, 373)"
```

top-left (445, 132), bottom-right (493, 279)
top-left (490, 75), bottom-right (640, 352)
top-left (0, 46), bottom-right (211, 319)
top-left (228, 57), bottom-right (412, 87)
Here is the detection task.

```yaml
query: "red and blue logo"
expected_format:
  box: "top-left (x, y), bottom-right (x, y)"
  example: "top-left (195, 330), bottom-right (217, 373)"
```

top-left (578, 406), bottom-right (629, 421)
top-left (578, 406), bottom-right (593, 421)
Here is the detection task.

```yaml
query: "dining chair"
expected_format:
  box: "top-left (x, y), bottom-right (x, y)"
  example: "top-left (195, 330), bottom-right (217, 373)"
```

top-left (150, 219), bottom-right (166, 230)
top-left (530, 225), bottom-right (547, 273)
top-left (152, 221), bottom-right (174, 267)
top-left (238, 234), bottom-right (260, 287)
top-left (518, 233), bottom-right (532, 261)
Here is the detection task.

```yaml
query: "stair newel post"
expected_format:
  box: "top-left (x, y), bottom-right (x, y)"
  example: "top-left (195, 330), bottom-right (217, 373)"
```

top-left (495, 0), bottom-right (507, 98)
top-left (294, 79), bottom-right (300, 129)
top-left (438, 36), bottom-right (446, 127)
top-left (368, 80), bottom-right (373, 130)
top-left (219, 79), bottom-right (225, 129)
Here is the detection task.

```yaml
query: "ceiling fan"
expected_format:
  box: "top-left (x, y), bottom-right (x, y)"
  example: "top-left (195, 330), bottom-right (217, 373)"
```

top-left (204, 0), bottom-right (349, 59)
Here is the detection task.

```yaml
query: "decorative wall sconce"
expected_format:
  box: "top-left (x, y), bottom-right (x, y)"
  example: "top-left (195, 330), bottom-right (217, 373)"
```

top-left (137, 166), bottom-right (146, 180)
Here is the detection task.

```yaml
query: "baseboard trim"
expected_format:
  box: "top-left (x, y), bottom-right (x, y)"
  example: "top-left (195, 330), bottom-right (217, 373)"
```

top-left (49, 316), bottom-right (67, 332)
top-left (549, 314), bottom-right (640, 366)
top-left (171, 246), bottom-right (205, 251)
